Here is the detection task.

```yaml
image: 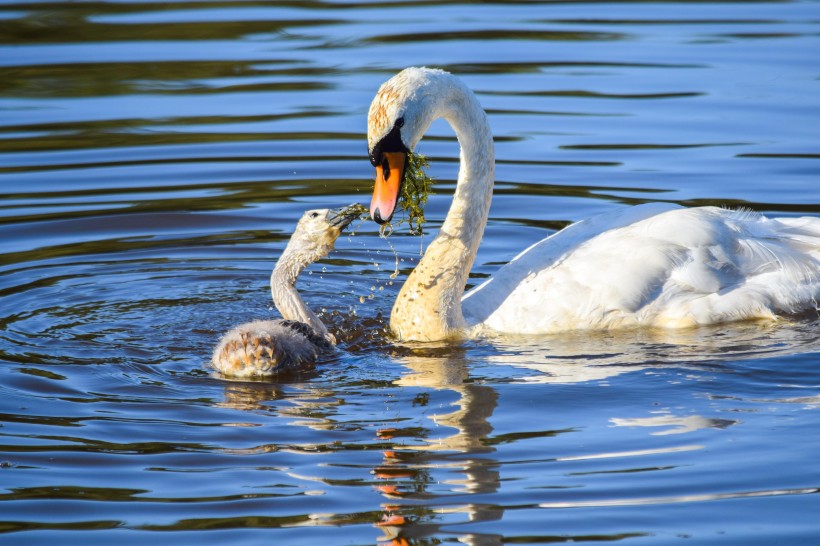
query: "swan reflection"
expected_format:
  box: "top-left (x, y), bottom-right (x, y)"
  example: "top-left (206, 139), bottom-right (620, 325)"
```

top-left (483, 318), bottom-right (820, 384)
top-left (374, 348), bottom-right (503, 545)
top-left (610, 414), bottom-right (737, 436)
top-left (374, 318), bottom-right (819, 543)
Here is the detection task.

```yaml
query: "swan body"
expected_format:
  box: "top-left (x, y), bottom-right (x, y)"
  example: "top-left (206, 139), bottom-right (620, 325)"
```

top-left (212, 205), bottom-right (360, 378)
top-left (464, 202), bottom-right (820, 333)
top-left (367, 67), bottom-right (820, 342)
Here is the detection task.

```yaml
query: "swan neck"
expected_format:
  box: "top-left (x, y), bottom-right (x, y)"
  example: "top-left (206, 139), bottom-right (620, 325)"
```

top-left (392, 82), bottom-right (494, 341)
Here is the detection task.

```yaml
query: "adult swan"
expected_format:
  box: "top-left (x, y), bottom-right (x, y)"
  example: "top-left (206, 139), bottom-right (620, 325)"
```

top-left (367, 67), bottom-right (820, 342)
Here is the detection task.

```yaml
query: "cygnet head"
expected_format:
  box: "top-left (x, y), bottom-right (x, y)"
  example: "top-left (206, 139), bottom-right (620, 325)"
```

top-left (283, 204), bottom-right (364, 265)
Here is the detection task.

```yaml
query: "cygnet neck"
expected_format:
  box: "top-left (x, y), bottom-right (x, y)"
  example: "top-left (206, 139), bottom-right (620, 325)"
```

top-left (270, 241), bottom-right (331, 341)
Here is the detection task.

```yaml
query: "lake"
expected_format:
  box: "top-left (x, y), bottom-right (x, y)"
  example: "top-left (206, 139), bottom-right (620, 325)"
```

top-left (1, 0), bottom-right (819, 544)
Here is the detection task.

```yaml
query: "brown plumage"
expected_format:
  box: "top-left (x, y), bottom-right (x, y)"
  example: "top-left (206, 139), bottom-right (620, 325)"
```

top-left (211, 205), bottom-right (363, 378)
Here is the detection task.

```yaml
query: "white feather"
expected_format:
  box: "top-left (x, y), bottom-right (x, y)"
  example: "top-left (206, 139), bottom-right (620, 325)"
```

top-left (464, 205), bottom-right (819, 333)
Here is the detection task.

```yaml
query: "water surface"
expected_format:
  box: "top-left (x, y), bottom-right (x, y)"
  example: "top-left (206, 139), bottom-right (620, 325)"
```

top-left (1, 1), bottom-right (820, 544)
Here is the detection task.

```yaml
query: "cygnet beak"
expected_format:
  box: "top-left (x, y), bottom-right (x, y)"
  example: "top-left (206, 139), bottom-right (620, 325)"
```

top-left (327, 203), bottom-right (367, 230)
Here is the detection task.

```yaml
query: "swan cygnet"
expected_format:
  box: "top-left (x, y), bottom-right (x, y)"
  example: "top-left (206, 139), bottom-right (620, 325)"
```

top-left (212, 204), bottom-right (363, 378)
top-left (366, 67), bottom-right (820, 342)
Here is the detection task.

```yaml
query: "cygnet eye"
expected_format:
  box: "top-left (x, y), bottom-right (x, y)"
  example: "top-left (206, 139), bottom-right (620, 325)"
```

top-left (310, 212), bottom-right (319, 218)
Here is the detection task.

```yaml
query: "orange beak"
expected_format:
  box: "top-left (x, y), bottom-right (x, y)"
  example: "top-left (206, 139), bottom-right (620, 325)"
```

top-left (370, 152), bottom-right (406, 224)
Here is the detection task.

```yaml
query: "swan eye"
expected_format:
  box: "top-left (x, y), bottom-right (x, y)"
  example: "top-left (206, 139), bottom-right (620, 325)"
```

top-left (381, 157), bottom-right (391, 180)
top-left (310, 212), bottom-right (319, 219)
top-left (396, 117), bottom-right (404, 128)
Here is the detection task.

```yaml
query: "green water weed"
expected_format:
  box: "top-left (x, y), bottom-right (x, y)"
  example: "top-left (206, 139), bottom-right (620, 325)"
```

top-left (398, 152), bottom-right (434, 235)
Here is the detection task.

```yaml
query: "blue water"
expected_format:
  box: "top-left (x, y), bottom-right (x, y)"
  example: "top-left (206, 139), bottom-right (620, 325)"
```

top-left (1, 1), bottom-right (819, 544)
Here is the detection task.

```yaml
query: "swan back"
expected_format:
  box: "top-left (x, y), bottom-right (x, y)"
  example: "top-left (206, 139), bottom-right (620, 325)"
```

top-left (465, 205), bottom-right (820, 334)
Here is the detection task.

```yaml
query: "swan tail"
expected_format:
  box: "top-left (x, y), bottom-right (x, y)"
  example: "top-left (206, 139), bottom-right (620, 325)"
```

top-left (769, 216), bottom-right (820, 257)
top-left (654, 211), bottom-right (820, 325)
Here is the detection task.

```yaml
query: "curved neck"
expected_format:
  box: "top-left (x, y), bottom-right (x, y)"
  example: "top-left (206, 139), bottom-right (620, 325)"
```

top-left (391, 86), bottom-right (494, 341)
top-left (270, 244), bottom-right (330, 340)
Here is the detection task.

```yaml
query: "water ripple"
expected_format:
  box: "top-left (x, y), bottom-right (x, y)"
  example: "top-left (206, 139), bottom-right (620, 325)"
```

top-left (1, 0), bottom-right (819, 543)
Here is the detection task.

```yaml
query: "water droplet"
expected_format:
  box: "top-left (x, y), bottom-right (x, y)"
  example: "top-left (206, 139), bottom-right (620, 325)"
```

top-left (359, 296), bottom-right (366, 303)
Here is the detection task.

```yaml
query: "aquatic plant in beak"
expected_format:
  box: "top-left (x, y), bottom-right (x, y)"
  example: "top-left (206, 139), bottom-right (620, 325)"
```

top-left (327, 202), bottom-right (370, 229)
top-left (398, 152), bottom-right (435, 235)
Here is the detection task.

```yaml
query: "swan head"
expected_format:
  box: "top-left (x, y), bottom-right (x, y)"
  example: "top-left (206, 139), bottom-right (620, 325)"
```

top-left (367, 67), bottom-right (452, 224)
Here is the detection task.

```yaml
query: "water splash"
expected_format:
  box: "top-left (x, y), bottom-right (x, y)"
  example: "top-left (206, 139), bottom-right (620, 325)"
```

top-left (378, 223), bottom-right (393, 238)
top-left (378, 224), bottom-right (400, 280)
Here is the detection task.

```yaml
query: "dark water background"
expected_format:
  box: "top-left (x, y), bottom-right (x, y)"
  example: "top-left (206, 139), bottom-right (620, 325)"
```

top-left (1, 1), bottom-right (819, 544)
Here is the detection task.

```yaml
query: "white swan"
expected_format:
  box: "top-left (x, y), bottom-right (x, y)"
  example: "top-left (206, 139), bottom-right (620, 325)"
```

top-left (212, 205), bottom-right (361, 378)
top-left (367, 67), bottom-right (820, 342)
